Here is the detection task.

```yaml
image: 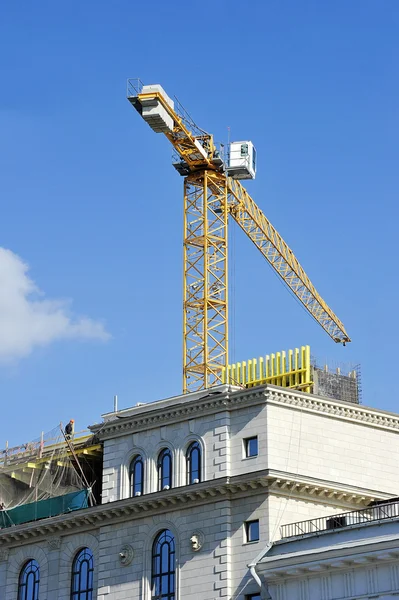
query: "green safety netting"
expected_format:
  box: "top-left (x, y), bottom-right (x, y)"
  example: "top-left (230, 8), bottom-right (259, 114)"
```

top-left (0, 488), bottom-right (89, 528)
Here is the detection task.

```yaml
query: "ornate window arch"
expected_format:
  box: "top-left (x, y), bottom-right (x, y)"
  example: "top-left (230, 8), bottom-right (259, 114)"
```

top-left (151, 529), bottom-right (175, 600)
top-left (186, 441), bottom-right (201, 484)
top-left (18, 559), bottom-right (40, 600)
top-left (157, 448), bottom-right (172, 491)
top-left (129, 454), bottom-right (144, 496)
top-left (70, 547), bottom-right (94, 600)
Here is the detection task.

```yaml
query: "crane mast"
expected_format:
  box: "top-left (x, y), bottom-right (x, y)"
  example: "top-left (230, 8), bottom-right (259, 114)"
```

top-left (184, 171), bottom-right (228, 392)
top-left (127, 79), bottom-right (351, 393)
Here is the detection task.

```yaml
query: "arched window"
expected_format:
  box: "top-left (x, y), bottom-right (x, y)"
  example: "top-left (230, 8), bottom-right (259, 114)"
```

top-left (130, 454), bottom-right (144, 496)
top-left (157, 449), bottom-right (172, 491)
top-left (71, 547), bottom-right (94, 600)
top-left (18, 559), bottom-right (40, 600)
top-left (151, 529), bottom-right (175, 600)
top-left (186, 441), bottom-right (201, 484)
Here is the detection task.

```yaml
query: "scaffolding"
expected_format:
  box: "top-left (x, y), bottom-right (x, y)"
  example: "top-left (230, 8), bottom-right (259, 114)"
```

top-left (0, 425), bottom-right (102, 517)
top-left (312, 358), bottom-right (361, 404)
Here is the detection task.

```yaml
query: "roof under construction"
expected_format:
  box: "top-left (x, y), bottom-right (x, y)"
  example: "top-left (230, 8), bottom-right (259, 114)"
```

top-left (0, 424), bottom-right (102, 527)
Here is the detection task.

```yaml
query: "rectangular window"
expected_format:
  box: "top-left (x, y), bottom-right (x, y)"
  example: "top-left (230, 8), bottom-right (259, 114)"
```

top-left (246, 595), bottom-right (261, 600)
top-left (245, 519), bottom-right (259, 543)
top-left (241, 143), bottom-right (249, 156)
top-left (244, 436), bottom-right (258, 458)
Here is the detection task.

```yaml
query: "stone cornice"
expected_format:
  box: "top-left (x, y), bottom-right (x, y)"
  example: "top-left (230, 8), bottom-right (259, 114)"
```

top-left (0, 470), bottom-right (390, 546)
top-left (265, 386), bottom-right (399, 433)
top-left (266, 469), bottom-right (393, 508)
top-left (91, 387), bottom-right (265, 440)
top-left (91, 385), bottom-right (399, 441)
top-left (0, 474), bottom-right (255, 546)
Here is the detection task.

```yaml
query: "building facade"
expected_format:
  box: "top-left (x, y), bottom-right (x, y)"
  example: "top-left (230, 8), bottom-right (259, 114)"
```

top-left (1, 383), bottom-right (399, 599)
top-left (255, 501), bottom-right (399, 599)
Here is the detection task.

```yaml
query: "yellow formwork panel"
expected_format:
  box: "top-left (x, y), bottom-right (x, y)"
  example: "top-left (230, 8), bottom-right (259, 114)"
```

top-left (221, 345), bottom-right (312, 393)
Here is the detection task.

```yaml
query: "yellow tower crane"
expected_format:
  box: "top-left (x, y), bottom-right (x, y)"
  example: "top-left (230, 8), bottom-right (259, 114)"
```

top-left (127, 80), bottom-right (351, 394)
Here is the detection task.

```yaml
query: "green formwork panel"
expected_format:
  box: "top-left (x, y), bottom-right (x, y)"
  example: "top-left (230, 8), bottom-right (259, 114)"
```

top-left (0, 489), bottom-right (89, 528)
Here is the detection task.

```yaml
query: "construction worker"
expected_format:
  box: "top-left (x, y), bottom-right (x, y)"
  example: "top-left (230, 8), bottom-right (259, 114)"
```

top-left (65, 419), bottom-right (74, 440)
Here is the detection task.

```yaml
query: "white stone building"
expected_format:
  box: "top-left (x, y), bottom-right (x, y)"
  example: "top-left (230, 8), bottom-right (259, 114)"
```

top-left (255, 500), bottom-right (399, 599)
top-left (1, 383), bottom-right (399, 599)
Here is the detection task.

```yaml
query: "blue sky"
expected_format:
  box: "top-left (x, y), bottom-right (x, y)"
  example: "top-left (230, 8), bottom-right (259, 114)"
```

top-left (0, 1), bottom-right (398, 446)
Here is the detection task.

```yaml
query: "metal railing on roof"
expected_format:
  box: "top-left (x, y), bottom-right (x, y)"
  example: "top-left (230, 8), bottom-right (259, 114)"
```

top-left (280, 500), bottom-right (399, 539)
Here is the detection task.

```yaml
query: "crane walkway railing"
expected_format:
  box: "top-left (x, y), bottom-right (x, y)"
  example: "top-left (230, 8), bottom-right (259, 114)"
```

top-left (126, 77), bottom-right (143, 98)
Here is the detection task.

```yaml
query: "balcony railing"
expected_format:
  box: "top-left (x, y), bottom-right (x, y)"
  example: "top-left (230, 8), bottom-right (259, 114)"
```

top-left (280, 500), bottom-right (399, 539)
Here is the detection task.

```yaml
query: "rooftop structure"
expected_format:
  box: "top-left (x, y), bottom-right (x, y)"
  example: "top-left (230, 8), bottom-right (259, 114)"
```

top-left (221, 345), bottom-right (360, 404)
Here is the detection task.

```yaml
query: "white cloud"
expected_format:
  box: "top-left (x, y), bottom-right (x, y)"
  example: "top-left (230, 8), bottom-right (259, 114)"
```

top-left (0, 248), bottom-right (110, 363)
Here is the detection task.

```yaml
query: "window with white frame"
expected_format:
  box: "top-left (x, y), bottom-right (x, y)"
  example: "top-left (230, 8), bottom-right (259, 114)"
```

top-left (70, 547), bottom-right (94, 600)
top-left (186, 441), bottom-right (201, 484)
top-left (244, 436), bottom-right (258, 458)
top-left (244, 519), bottom-right (259, 543)
top-left (157, 448), bottom-right (173, 490)
top-left (129, 454), bottom-right (144, 497)
top-left (151, 529), bottom-right (175, 600)
top-left (18, 559), bottom-right (40, 600)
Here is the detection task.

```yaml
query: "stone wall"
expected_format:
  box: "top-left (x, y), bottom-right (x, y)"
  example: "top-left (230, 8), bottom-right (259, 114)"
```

top-left (265, 390), bottom-right (399, 494)
top-left (0, 531), bottom-right (99, 600)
